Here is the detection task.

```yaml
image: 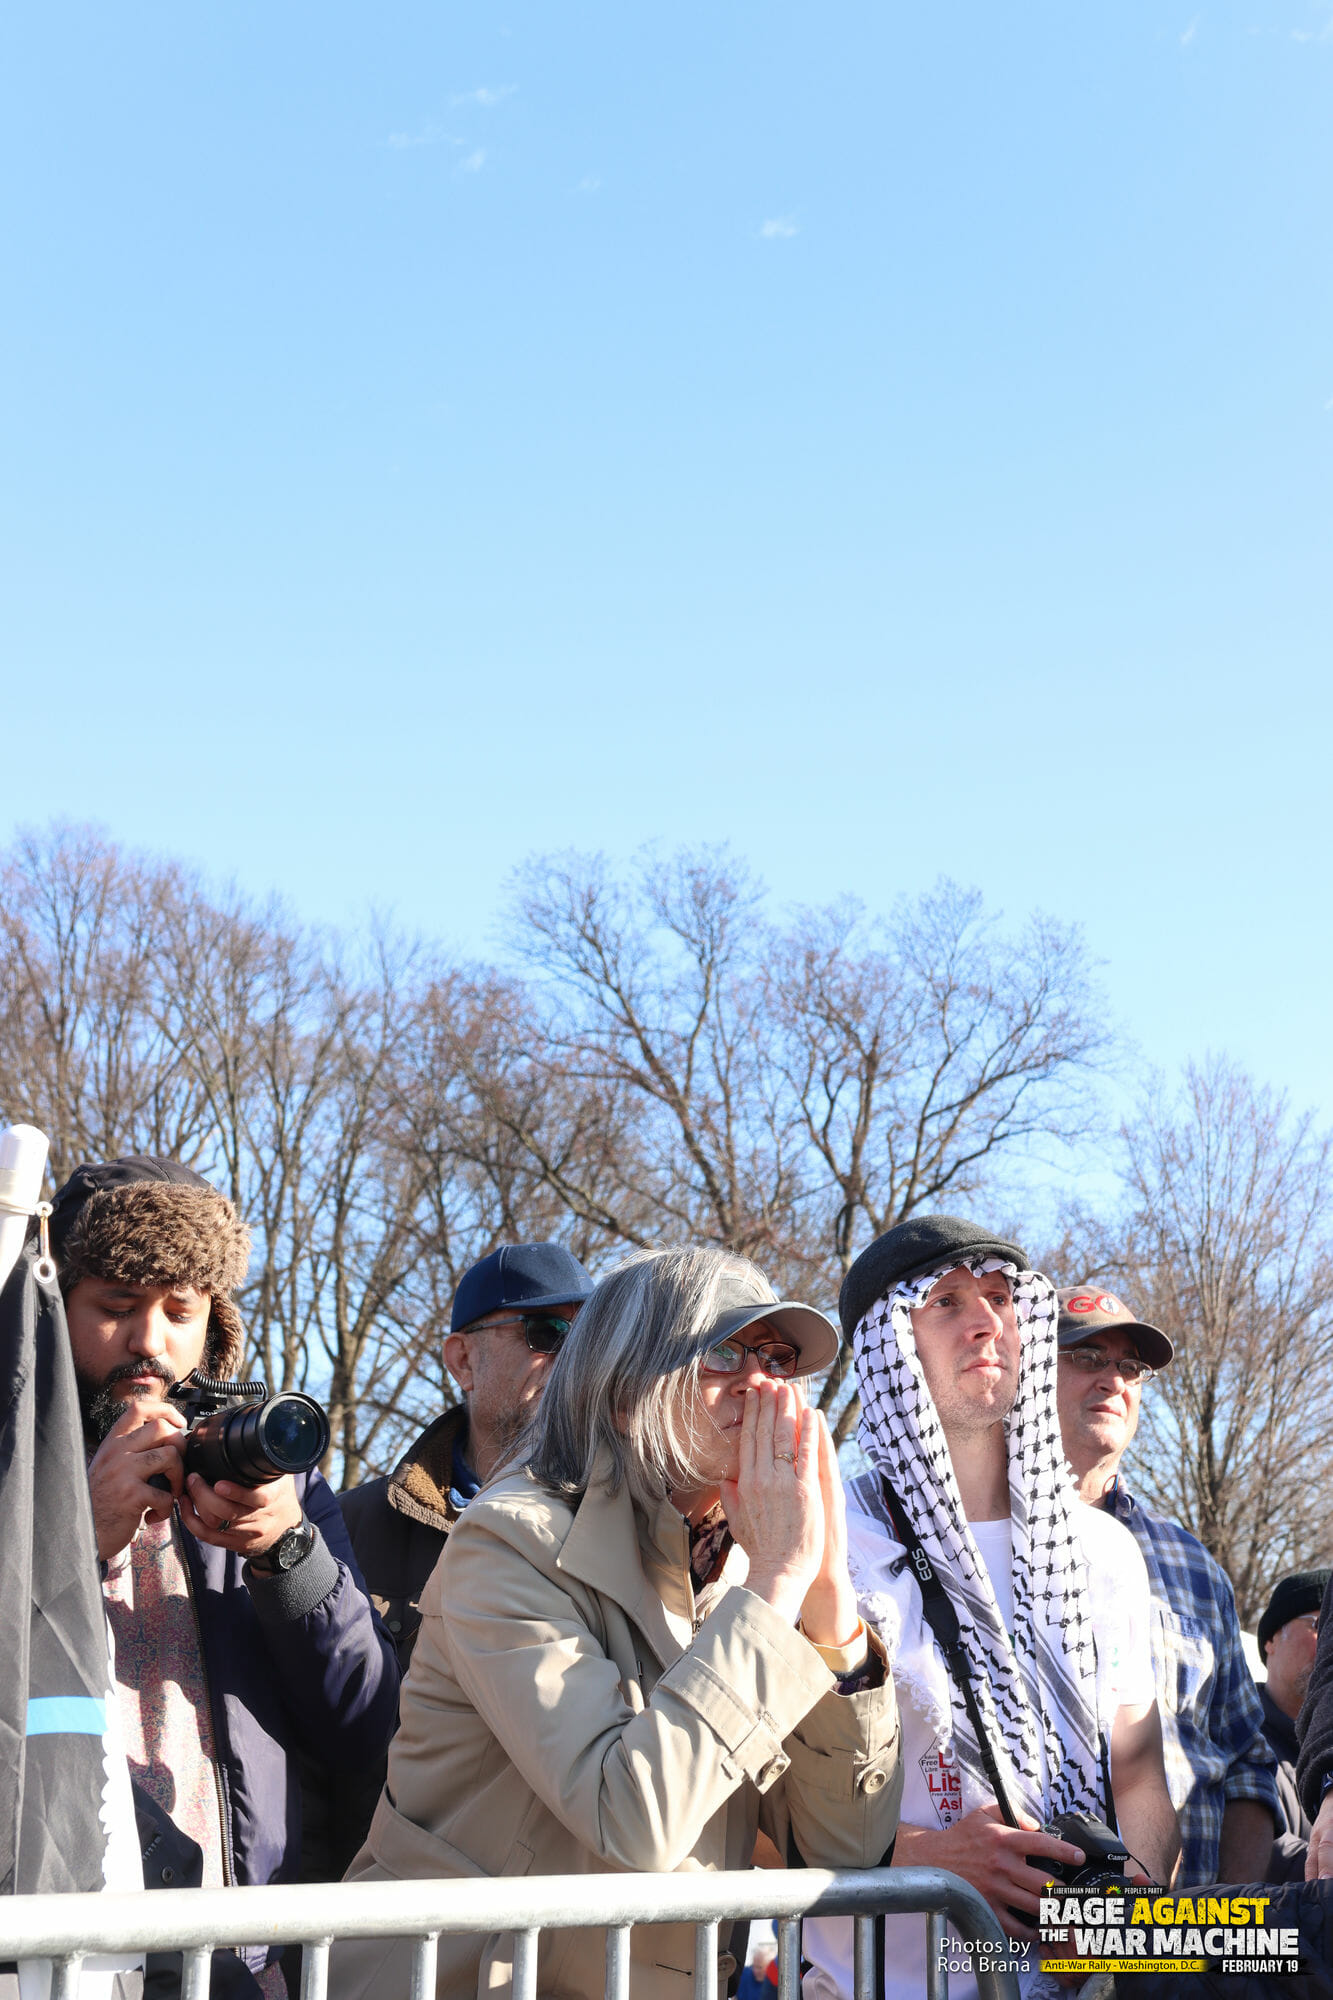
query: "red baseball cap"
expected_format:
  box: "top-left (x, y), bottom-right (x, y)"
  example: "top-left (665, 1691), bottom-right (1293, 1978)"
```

top-left (1056, 1287), bottom-right (1174, 1370)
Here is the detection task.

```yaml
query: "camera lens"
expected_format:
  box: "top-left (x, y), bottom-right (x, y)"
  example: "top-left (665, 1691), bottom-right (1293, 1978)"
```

top-left (256, 1395), bottom-right (329, 1473)
top-left (183, 1392), bottom-right (330, 1487)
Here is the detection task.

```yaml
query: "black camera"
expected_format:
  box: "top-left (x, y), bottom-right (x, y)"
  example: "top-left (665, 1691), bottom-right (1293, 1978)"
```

top-left (165, 1373), bottom-right (330, 1488)
top-left (1031, 1809), bottom-right (1130, 1892)
top-left (1006, 1808), bottom-right (1130, 1926)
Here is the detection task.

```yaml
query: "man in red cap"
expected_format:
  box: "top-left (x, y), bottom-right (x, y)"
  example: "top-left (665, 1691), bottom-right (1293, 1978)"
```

top-left (1056, 1285), bottom-right (1278, 1886)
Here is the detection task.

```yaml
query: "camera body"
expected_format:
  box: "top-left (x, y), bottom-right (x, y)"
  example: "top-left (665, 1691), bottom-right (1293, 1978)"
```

top-left (1032, 1809), bottom-right (1130, 1892)
top-left (167, 1373), bottom-right (330, 1489)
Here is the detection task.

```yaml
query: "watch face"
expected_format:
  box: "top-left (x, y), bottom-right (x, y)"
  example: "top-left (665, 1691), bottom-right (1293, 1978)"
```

top-left (260, 1522), bottom-right (311, 1572)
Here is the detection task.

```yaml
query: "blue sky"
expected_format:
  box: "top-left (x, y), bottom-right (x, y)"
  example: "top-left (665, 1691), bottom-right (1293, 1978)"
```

top-left (3, 1), bottom-right (1331, 1120)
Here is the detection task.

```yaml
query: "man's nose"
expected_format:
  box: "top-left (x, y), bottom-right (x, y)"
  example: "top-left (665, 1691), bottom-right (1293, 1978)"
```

top-left (127, 1305), bottom-right (169, 1354)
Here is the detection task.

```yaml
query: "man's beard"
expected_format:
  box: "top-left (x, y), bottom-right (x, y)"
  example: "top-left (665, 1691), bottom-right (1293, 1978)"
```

top-left (78, 1358), bottom-right (180, 1445)
top-left (490, 1404), bottom-right (535, 1461)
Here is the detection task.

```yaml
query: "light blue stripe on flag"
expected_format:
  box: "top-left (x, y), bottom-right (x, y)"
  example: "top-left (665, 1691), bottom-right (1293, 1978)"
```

top-left (26, 1696), bottom-right (107, 1737)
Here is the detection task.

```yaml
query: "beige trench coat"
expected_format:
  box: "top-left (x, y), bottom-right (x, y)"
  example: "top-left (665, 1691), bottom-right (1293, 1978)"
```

top-left (330, 1462), bottom-right (902, 2000)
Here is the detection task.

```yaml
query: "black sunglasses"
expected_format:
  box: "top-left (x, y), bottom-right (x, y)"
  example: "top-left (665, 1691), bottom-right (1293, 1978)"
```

top-left (474, 1312), bottom-right (573, 1355)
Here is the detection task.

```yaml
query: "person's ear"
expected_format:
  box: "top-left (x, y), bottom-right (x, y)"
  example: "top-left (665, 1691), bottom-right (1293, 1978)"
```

top-left (443, 1331), bottom-right (475, 1395)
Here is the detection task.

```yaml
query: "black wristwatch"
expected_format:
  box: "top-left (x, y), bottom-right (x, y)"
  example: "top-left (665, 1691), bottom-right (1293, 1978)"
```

top-left (248, 1516), bottom-right (316, 1576)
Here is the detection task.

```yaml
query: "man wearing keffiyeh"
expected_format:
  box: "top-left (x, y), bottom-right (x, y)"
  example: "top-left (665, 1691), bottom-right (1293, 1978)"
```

top-left (803, 1215), bottom-right (1178, 2000)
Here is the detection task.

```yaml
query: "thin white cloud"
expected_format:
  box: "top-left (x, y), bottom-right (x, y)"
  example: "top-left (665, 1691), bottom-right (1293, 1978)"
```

top-left (388, 122), bottom-right (446, 150)
top-left (451, 85), bottom-right (517, 108)
top-left (576, 175), bottom-right (601, 194)
top-left (460, 148), bottom-right (488, 174)
top-left (759, 214), bottom-right (799, 239)
top-left (1180, 13), bottom-right (1201, 43)
top-left (1292, 10), bottom-right (1333, 36)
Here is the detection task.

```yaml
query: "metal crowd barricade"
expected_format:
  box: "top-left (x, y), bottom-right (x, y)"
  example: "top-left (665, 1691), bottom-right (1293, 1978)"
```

top-left (0, 1864), bottom-right (1021, 2000)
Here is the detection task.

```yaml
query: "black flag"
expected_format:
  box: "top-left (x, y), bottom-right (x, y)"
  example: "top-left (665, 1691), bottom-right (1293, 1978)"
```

top-left (0, 1239), bottom-right (132, 1895)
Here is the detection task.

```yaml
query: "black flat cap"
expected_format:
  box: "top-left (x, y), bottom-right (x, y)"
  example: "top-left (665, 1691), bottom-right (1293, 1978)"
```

top-left (839, 1213), bottom-right (1029, 1337)
top-left (1258, 1569), bottom-right (1333, 1655)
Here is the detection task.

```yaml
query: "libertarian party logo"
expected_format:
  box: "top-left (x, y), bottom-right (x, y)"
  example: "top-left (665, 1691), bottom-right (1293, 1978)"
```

top-left (1038, 1886), bottom-right (1302, 1978)
top-left (918, 1748), bottom-right (964, 1829)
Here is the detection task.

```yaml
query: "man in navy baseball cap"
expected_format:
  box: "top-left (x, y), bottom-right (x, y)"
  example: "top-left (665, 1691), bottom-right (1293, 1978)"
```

top-left (328, 1241), bottom-right (593, 1873)
top-left (449, 1241), bottom-right (595, 1337)
top-left (340, 1242), bottom-right (593, 1669)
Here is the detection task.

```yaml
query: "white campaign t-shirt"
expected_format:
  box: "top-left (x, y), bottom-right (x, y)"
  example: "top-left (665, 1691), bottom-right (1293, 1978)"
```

top-left (803, 1500), bottom-right (1156, 2000)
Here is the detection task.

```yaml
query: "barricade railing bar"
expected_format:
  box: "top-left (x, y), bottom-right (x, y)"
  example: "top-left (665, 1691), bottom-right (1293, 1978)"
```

top-left (0, 1864), bottom-right (1022, 2000)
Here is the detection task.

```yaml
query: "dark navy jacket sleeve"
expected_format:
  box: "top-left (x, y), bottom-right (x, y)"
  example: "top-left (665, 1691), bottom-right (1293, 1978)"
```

top-left (242, 1468), bottom-right (400, 1770)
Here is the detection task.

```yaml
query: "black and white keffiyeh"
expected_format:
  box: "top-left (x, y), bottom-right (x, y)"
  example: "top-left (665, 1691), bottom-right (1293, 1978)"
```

top-left (851, 1256), bottom-right (1105, 1832)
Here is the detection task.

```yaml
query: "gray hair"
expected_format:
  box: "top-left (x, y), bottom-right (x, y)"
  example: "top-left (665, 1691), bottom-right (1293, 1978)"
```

top-left (523, 1244), bottom-right (778, 1508)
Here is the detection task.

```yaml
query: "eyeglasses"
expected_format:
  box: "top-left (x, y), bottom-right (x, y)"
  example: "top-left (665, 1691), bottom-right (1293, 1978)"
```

top-left (1061, 1345), bottom-right (1155, 1385)
top-left (701, 1335), bottom-right (801, 1380)
top-left (473, 1313), bottom-right (573, 1355)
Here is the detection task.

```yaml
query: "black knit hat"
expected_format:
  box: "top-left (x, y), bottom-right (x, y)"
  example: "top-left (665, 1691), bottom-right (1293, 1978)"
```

top-left (839, 1213), bottom-right (1029, 1337)
top-left (1258, 1569), bottom-right (1333, 1656)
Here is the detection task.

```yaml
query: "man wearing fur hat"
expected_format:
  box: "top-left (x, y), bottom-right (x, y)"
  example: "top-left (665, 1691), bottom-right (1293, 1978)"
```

top-left (53, 1157), bottom-right (398, 1995)
top-left (804, 1215), bottom-right (1178, 2000)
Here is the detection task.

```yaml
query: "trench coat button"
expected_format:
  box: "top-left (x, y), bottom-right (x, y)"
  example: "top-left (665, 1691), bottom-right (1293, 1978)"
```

top-left (387, 1617), bottom-right (403, 1634)
top-left (757, 1752), bottom-right (790, 1785)
top-left (859, 1768), bottom-right (888, 1795)
top-left (160, 1866), bottom-right (175, 1883)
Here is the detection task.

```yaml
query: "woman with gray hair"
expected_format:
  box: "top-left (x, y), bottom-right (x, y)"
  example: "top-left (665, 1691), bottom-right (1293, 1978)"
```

top-left (332, 1245), bottom-right (903, 2000)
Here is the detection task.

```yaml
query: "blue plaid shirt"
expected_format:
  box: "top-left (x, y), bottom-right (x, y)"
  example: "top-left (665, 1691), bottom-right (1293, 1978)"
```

top-left (1105, 1483), bottom-right (1278, 1886)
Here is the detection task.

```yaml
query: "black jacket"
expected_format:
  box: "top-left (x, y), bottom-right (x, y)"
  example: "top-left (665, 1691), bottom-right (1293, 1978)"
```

top-left (176, 1465), bottom-right (399, 1898)
top-left (1259, 1681), bottom-right (1310, 1881)
top-left (338, 1404), bottom-right (468, 1670)
top-left (1296, 1574), bottom-right (1333, 1823)
top-left (133, 1787), bottom-right (262, 2000)
top-left (309, 1406), bottom-right (468, 1876)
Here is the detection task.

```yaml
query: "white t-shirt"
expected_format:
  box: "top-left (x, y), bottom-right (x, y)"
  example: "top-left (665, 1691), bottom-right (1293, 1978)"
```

top-left (803, 1500), bottom-right (1155, 2000)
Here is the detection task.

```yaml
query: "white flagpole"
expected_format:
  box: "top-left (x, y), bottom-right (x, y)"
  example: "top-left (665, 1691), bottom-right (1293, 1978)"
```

top-left (0, 1126), bottom-right (49, 1294)
top-left (0, 1127), bottom-right (143, 2000)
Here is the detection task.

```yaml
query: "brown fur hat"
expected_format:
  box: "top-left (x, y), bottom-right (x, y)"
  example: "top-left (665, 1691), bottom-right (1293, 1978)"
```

top-left (54, 1162), bottom-right (252, 1377)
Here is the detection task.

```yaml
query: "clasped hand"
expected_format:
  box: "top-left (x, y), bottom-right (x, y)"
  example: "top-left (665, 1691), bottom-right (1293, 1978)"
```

top-left (88, 1395), bottom-right (303, 1564)
top-left (719, 1379), bottom-right (861, 1649)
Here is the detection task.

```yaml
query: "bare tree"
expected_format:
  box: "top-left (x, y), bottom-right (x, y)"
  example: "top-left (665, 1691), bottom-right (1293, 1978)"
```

top-left (0, 824), bottom-right (214, 1177)
top-left (0, 825), bottom-right (1114, 1484)
top-left (1053, 1058), bottom-right (1333, 1624)
top-left (509, 853), bottom-right (1108, 1442)
top-left (765, 882), bottom-right (1109, 1436)
top-left (512, 849), bottom-right (803, 1262)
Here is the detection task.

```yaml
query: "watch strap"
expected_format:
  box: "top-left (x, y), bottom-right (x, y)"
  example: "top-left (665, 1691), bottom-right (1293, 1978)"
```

top-left (248, 1515), bottom-right (314, 1577)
